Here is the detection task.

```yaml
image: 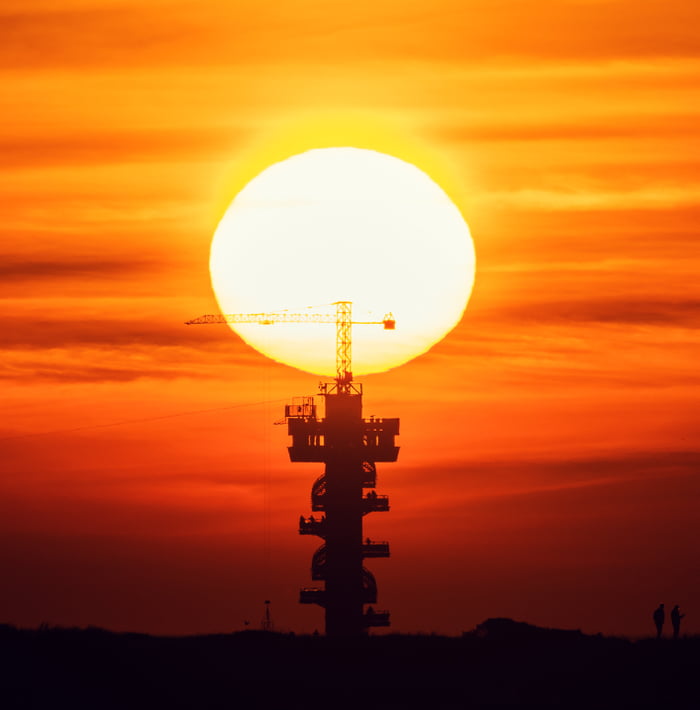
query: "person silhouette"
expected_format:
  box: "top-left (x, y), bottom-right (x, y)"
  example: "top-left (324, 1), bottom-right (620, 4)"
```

top-left (671, 605), bottom-right (685, 640)
top-left (653, 603), bottom-right (665, 638)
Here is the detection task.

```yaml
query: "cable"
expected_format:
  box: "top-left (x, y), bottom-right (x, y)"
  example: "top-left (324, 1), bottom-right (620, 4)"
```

top-left (0, 397), bottom-right (288, 441)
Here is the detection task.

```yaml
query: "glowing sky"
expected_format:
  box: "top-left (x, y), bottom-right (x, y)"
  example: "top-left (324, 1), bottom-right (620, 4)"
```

top-left (1, 0), bottom-right (699, 637)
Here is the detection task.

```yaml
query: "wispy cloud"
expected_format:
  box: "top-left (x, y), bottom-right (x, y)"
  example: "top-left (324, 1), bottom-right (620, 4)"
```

top-left (3, 1), bottom-right (699, 71)
top-left (493, 296), bottom-right (700, 327)
top-left (0, 256), bottom-right (158, 283)
top-left (395, 448), bottom-right (700, 512)
top-left (0, 128), bottom-right (246, 169)
top-left (474, 186), bottom-right (700, 211)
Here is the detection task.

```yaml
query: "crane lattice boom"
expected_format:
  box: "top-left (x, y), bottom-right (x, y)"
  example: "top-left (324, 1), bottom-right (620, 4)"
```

top-left (186, 301), bottom-right (395, 391)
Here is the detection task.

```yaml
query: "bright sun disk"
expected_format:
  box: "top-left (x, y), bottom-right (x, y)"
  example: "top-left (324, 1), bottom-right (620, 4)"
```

top-left (210, 147), bottom-right (476, 377)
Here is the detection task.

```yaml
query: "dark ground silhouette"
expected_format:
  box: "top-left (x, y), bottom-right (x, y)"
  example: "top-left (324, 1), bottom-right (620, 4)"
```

top-left (1, 619), bottom-right (698, 708)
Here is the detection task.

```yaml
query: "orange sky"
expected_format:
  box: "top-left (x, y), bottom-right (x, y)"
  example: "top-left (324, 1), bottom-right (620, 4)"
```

top-left (2, 0), bottom-right (699, 637)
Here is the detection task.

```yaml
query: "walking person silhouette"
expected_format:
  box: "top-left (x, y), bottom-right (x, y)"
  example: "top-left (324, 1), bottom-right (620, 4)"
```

top-left (653, 603), bottom-right (665, 638)
top-left (671, 605), bottom-right (685, 640)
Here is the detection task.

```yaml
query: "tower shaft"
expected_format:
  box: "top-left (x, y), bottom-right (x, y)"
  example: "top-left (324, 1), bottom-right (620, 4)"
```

top-left (289, 384), bottom-right (399, 636)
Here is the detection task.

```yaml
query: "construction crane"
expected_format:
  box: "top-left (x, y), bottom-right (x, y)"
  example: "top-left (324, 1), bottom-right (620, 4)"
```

top-left (186, 301), bottom-right (395, 392)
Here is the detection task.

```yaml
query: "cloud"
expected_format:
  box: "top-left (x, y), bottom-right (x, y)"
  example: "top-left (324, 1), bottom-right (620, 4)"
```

top-left (473, 187), bottom-right (700, 211)
top-left (0, 128), bottom-right (245, 169)
top-left (0, 310), bottom-right (270, 383)
top-left (396, 448), bottom-right (700, 511)
top-left (391, 1), bottom-right (700, 64)
top-left (436, 114), bottom-right (700, 144)
top-left (2, 1), bottom-right (699, 71)
top-left (0, 4), bottom-right (279, 70)
top-left (0, 254), bottom-right (199, 303)
top-left (478, 296), bottom-right (700, 328)
top-left (0, 358), bottom-right (199, 384)
top-left (519, 298), bottom-right (700, 326)
top-left (0, 311), bottom-right (249, 348)
top-left (0, 256), bottom-right (158, 283)
top-left (0, 340), bottom-right (265, 385)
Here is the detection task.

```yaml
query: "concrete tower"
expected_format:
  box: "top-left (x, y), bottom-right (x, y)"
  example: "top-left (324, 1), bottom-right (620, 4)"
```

top-left (288, 380), bottom-right (399, 636)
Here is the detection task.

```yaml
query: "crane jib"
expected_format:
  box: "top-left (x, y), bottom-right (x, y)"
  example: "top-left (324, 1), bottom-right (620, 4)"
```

top-left (185, 302), bottom-right (395, 389)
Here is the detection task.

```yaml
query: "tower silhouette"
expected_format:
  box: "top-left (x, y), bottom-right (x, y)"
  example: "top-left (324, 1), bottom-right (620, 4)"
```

top-left (289, 380), bottom-right (399, 636)
top-left (187, 300), bottom-right (398, 636)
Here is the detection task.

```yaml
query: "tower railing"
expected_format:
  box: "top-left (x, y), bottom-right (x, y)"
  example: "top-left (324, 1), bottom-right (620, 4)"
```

top-left (311, 474), bottom-right (327, 511)
top-left (361, 461), bottom-right (377, 487)
top-left (288, 417), bottom-right (399, 462)
top-left (299, 587), bottom-right (326, 606)
top-left (361, 540), bottom-right (390, 558)
top-left (361, 567), bottom-right (378, 604)
top-left (362, 492), bottom-right (390, 513)
top-left (299, 515), bottom-right (326, 536)
top-left (363, 609), bottom-right (391, 628)
top-left (311, 545), bottom-right (327, 580)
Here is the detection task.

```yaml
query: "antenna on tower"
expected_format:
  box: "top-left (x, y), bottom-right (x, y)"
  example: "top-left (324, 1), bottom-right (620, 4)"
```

top-left (261, 599), bottom-right (273, 632)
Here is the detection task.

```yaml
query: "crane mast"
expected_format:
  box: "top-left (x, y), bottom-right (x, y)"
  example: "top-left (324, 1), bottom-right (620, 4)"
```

top-left (335, 300), bottom-right (352, 388)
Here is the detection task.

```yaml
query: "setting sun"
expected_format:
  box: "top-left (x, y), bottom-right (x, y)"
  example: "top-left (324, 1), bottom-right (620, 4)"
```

top-left (209, 147), bottom-right (476, 376)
